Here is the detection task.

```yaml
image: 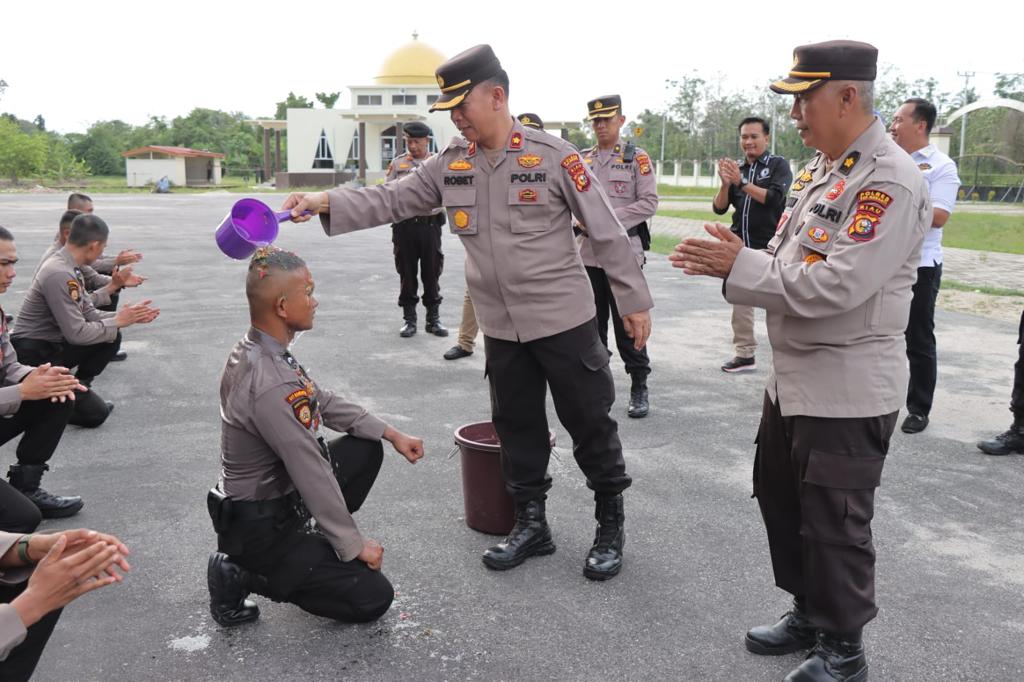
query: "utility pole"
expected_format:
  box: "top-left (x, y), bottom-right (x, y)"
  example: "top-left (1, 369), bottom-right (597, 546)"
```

top-left (659, 110), bottom-right (667, 163)
top-left (957, 71), bottom-right (975, 160)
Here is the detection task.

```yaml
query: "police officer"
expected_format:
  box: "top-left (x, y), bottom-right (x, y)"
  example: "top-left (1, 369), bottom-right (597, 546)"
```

top-left (517, 113), bottom-right (543, 130)
top-left (672, 41), bottom-right (929, 681)
top-left (0, 225), bottom-right (86, 520)
top-left (206, 247), bottom-right (424, 626)
top-left (578, 95), bottom-right (658, 418)
top-left (282, 44), bottom-right (653, 581)
top-left (977, 307), bottom-right (1024, 455)
top-left (386, 121), bottom-right (448, 338)
top-left (12, 214), bottom-right (159, 428)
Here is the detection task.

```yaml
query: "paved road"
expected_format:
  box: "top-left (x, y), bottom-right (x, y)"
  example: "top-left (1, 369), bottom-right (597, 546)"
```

top-left (0, 194), bottom-right (1021, 681)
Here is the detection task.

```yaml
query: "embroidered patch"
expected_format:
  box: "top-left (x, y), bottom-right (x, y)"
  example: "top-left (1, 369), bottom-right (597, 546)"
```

top-left (561, 154), bottom-right (590, 192)
top-left (509, 132), bottom-right (523, 150)
top-left (67, 280), bottom-right (81, 303)
top-left (286, 388), bottom-right (313, 428)
top-left (518, 189), bottom-right (538, 203)
top-left (398, 163), bottom-right (411, 170)
top-left (448, 159), bottom-right (473, 171)
top-left (807, 226), bottom-right (829, 243)
top-left (857, 189), bottom-right (893, 208)
top-left (636, 152), bottom-right (652, 175)
top-left (613, 181), bottom-right (628, 194)
top-left (799, 170), bottom-right (813, 183)
top-left (792, 181), bottom-right (805, 192)
top-left (848, 214), bottom-right (878, 242)
top-left (809, 203), bottom-right (843, 223)
top-left (826, 180), bottom-right (846, 201)
top-left (804, 253), bottom-right (826, 264)
top-left (759, 166), bottom-right (770, 179)
top-left (918, 162), bottom-right (932, 171)
top-left (839, 151), bottom-right (860, 175)
top-left (518, 154), bottom-right (542, 168)
top-left (453, 210), bottom-right (470, 229)
top-left (561, 153), bottom-right (582, 169)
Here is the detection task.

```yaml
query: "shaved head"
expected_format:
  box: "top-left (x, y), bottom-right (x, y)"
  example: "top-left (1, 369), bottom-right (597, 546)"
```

top-left (245, 247), bottom-right (308, 315)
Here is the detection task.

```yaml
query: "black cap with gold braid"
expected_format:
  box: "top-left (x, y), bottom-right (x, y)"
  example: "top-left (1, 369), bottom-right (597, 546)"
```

top-left (587, 95), bottom-right (622, 120)
top-left (517, 113), bottom-right (544, 130)
top-left (770, 40), bottom-right (878, 95)
top-left (430, 44), bottom-right (503, 112)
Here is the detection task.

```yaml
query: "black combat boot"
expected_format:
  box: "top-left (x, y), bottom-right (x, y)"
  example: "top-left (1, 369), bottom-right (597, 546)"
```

top-left (784, 631), bottom-right (868, 681)
top-left (627, 375), bottom-right (649, 419)
top-left (977, 413), bottom-right (1024, 456)
top-left (399, 305), bottom-right (417, 338)
top-left (481, 499), bottom-right (555, 570)
top-left (425, 305), bottom-right (448, 337)
top-left (584, 494), bottom-right (624, 581)
top-left (745, 596), bottom-right (818, 655)
top-left (7, 464), bottom-right (83, 519)
top-left (208, 552), bottom-right (261, 626)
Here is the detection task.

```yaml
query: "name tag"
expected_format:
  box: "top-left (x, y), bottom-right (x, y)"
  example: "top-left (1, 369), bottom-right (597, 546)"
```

top-left (510, 172), bottom-right (547, 184)
top-left (444, 176), bottom-right (474, 186)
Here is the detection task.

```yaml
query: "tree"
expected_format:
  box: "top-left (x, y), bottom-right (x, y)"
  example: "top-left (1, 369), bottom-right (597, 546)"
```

top-left (33, 115), bottom-right (45, 131)
top-left (0, 79), bottom-right (6, 100)
top-left (70, 120), bottom-right (133, 175)
top-left (0, 118), bottom-right (47, 181)
top-left (995, 73), bottom-right (1024, 102)
top-left (315, 92), bottom-right (340, 109)
top-left (275, 92), bottom-right (313, 120)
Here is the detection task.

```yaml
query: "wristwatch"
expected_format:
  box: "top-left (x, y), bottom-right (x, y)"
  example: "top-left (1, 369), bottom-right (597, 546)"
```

top-left (738, 177), bottom-right (749, 189)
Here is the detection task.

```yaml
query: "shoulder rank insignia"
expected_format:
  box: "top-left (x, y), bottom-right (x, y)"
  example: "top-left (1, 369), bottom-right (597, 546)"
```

top-left (517, 154), bottom-right (542, 168)
top-left (839, 151), bottom-right (860, 175)
top-left (467, 142), bottom-right (477, 157)
top-left (509, 132), bottom-right (523, 150)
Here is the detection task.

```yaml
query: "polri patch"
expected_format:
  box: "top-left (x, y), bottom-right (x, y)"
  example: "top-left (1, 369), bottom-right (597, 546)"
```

top-left (453, 210), bottom-right (470, 230)
top-left (286, 388), bottom-right (313, 429)
top-left (826, 180), bottom-right (846, 201)
top-left (636, 152), bottom-right (652, 175)
top-left (848, 214), bottom-right (878, 242)
top-left (807, 226), bottom-right (829, 243)
top-left (67, 280), bottom-right (81, 303)
top-left (561, 154), bottom-right (590, 192)
top-left (519, 189), bottom-right (538, 203)
top-left (518, 154), bottom-right (542, 168)
top-left (857, 189), bottom-right (893, 208)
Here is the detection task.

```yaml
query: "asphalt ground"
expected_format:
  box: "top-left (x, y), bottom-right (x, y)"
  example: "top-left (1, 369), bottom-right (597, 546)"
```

top-left (0, 193), bottom-right (1021, 681)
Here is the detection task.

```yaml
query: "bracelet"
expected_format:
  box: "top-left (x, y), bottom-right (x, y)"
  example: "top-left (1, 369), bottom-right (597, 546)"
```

top-left (16, 535), bottom-right (33, 564)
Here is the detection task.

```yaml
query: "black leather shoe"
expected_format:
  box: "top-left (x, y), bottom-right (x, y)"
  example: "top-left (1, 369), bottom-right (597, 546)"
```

top-left (208, 553), bottom-right (260, 627)
top-left (482, 499), bottom-right (555, 570)
top-left (784, 631), bottom-right (868, 681)
top-left (443, 346), bottom-right (473, 360)
top-left (977, 418), bottom-right (1024, 456)
top-left (111, 350), bottom-right (128, 362)
top-left (425, 306), bottom-right (448, 337)
top-left (900, 413), bottom-right (928, 434)
top-left (584, 494), bottom-right (625, 580)
top-left (627, 379), bottom-right (649, 419)
top-left (399, 320), bottom-right (417, 338)
top-left (8, 464), bottom-right (83, 519)
top-left (745, 598), bottom-right (818, 655)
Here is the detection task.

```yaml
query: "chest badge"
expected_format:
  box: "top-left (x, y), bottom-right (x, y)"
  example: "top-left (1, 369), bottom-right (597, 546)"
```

top-left (517, 154), bottom-right (542, 168)
top-left (453, 210), bottom-right (471, 230)
top-left (448, 159), bottom-right (473, 171)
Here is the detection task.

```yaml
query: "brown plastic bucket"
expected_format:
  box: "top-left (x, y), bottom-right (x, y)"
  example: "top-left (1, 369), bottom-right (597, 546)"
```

top-left (454, 421), bottom-right (555, 535)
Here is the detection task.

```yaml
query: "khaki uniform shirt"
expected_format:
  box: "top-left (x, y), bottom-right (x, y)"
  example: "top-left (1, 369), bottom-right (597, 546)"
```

top-left (725, 119), bottom-right (930, 418)
top-left (38, 240), bottom-right (113, 308)
top-left (12, 247), bottom-right (118, 346)
top-left (320, 120), bottom-right (653, 343)
top-left (577, 141), bottom-right (658, 267)
top-left (219, 328), bottom-right (388, 562)
top-left (384, 151), bottom-right (443, 220)
top-left (0, 531), bottom-right (33, 660)
top-left (0, 310), bottom-right (32, 417)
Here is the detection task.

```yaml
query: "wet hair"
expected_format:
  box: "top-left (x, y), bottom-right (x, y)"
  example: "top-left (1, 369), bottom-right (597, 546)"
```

top-left (738, 117), bottom-right (769, 135)
top-left (60, 209), bottom-right (83, 231)
top-left (903, 97), bottom-right (937, 134)
top-left (68, 213), bottom-right (109, 246)
top-left (245, 247), bottom-right (308, 309)
top-left (67, 193), bottom-right (92, 210)
top-left (0, 225), bottom-right (12, 242)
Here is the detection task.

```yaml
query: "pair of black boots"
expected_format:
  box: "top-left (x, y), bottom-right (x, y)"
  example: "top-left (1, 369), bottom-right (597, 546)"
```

top-left (481, 495), bottom-right (625, 581)
top-left (400, 305), bottom-right (447, 338)
top-left (746, 596), bottom-right (868, 681)
top-left (977, 414), bottom-right (1024, 456)
top-left (7, 464), bottom-right (83, 518)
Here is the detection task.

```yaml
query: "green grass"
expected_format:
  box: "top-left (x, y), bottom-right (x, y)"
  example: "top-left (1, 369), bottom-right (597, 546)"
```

top-left (657, 184), bottom-right (718, 198)
top-left (942, 213), bottom-right (1024, 255)
top-left (656, 208), bottom-right (721, 222)
top-left (650, 233), bottom-right (685, 255)
top-left (941, 279), bottom-right (1024, 297)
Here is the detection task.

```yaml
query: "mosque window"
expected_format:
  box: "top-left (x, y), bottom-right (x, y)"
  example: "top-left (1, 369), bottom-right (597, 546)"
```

top-left (357, 94), bottom-right (382, 106)
top-left (312, 128), bottom-right (333, 169)
top-left (426, 95), bottom-right (439, 105)
top-left (392, 94), bottom-right (417, 105)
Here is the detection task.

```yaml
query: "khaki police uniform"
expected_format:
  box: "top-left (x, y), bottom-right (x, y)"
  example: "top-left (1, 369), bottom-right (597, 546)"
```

top-left (578, 132), bottom-right (657, 381)
top-left (318, 115), bottom-right (652, 502)
top-left (385, 147), bottom-right (446, 317)
top-left (210, 327), bottom-right (393, 622)
top-left (726, 116), bottom-right (930, 634)
top-left (37, 241), bottom-right (113, 308)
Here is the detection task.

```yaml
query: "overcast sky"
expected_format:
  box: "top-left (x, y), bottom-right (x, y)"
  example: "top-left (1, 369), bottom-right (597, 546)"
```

top-left (2, 0), bottom-right (1021, 134)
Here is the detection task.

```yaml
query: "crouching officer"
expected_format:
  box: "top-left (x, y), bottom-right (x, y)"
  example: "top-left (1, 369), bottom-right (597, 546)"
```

top-left (672, 41), bottom-right (929, 681)
top-left (387, 121), bottom-right (448, 338)
top-left (578, 95), bottom-right (657, 418)
top-left (207, 247), bottom-right (424, 626)
top-left (0, 225), bottom-right (85, 519)
top-left (12, 214), bottom-right (159, 428)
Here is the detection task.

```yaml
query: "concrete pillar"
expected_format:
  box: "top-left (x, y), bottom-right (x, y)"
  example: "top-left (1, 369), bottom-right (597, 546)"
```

top-left (274, 129), bottom-right (282, 173)
top-left (262, 128), bottom-right (271, 184)
top-left (358, 121), bottom-right (367, 183)
top-left (655, 160), bottom-right (665, 181)
top-left (213, 159), bottom-right (222, 184)
top-left (692, 160), bottom-right (700, 184)
top-left (673, 160), bottom-right (681, 185)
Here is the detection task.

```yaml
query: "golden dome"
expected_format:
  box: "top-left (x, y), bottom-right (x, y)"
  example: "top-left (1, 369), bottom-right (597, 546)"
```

top-left (374, 35), bottom-right (446, 85)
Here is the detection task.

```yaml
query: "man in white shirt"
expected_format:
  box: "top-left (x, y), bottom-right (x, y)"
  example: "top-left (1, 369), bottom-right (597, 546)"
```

top-left (890, 98), bottom-right (961, 434)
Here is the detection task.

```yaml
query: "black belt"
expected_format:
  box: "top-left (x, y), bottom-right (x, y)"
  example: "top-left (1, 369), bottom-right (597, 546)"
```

top-left (228, 491), bottom-right (299, 522)
top-left (394, 215), bottom-right (442, 227)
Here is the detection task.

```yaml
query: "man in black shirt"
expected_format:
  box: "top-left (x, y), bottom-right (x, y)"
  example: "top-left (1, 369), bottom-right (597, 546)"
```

top-left (712, 117), bottom-right (792, 373)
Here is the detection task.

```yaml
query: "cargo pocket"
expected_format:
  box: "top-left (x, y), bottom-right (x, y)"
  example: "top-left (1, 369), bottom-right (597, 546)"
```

top-left (442, 188), bottom-right (477, 235)
top-left (800, 449), bottom-right (885, 545)
top-left (580, 339), bottom-right (611, 372)
top-left (507, 185), bottom-right (551, 233)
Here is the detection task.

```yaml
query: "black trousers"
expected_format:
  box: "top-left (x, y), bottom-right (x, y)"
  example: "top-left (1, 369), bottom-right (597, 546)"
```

top-left (586, 266), bottom-right (650, 379)
top-left (484, 318), bottom-right (632, 503)
top-left (905, 263), bottom-right (942, 416)
top-left (1012, 308), bottom-right (1024, 417)
top-left (392, 218), bottom-right (443, 309)
top-left (0, 395), bottom-right (72, 469)
top-left (220, 436), bottom-right (394, 623)
top-left (0, 480), bottom-right (41, 533)
top-left (0, 582), bottom-right (62, 682)
top-left (12, 335), bottom-right (120, 387)
top-left (754, 392), bottom-right (897, 634)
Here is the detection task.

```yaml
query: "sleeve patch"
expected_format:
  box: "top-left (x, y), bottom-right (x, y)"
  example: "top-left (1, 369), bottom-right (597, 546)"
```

top-left (67, 280), bottom-right (81, 303)
top-left (286, 388), bottom-right (314, 428)
top-left (636, 152), bottom-right (652, 176)
top-left (561, 153), bottom-right (590, 192)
